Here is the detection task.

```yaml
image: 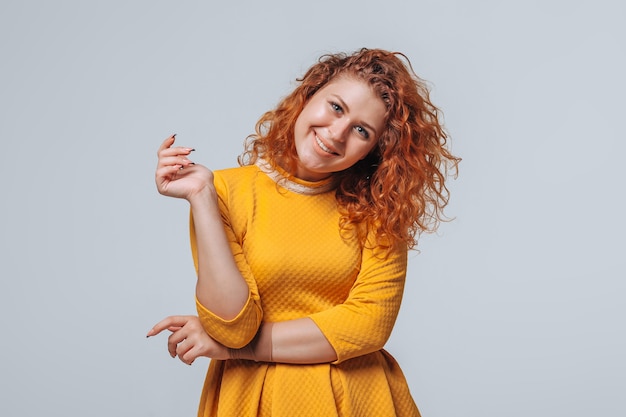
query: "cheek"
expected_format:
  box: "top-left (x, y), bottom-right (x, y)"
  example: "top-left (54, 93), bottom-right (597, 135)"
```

top-left (353, 144), bottom-right (377, 161)
top-left (304, 101), bottom-right (328, 121)
top-left (293, 113), bottom-right (307, 137)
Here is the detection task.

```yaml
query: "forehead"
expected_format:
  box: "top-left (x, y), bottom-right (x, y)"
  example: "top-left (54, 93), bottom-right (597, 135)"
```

top-left (319, 75), bottom-right (372, 95)
top-left (319, 76), bottom-right (385, 109)
top-left (326, 75), bottom-right (386, 108)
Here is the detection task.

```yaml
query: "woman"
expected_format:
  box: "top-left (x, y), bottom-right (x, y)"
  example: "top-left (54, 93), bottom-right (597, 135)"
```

top-left (147, 48), bottom-right (460, 416)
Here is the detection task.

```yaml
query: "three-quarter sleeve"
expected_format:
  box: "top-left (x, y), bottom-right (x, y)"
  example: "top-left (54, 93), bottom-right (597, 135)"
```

top-left (308, 238), bottom-right (408, 364)
top-left (190, 173), bottom-right (263, 348)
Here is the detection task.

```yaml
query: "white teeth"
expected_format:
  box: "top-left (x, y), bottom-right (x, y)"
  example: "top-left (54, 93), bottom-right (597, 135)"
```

top-left (315, 135), bottom-right (334, 154)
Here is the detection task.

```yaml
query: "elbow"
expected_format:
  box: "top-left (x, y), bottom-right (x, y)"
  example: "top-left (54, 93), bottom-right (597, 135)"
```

top-left (362, 329), bottom-right (393, 354)
top-left (196, 296), bottom-right (263, 348)
top-left (214, 330), bottom-right (257, 349)
top-left (198, 312), bottom-right (262, 349)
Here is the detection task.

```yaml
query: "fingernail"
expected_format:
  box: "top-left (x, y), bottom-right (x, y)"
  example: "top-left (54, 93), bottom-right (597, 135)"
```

top-left (172, 133), bottom-right (177, 138)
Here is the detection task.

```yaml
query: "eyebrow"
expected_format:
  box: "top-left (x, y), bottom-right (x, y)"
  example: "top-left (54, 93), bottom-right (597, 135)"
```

top-left (332, 94), bottom-right (379, 138)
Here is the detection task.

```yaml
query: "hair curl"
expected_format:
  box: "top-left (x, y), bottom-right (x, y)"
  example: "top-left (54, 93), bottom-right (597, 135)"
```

top-left (239, 48), bottom-right (460, 250)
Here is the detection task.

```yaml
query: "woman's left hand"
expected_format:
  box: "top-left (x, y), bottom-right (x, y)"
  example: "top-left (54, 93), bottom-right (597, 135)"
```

top-left (147, 315), bottom-right (230, 364)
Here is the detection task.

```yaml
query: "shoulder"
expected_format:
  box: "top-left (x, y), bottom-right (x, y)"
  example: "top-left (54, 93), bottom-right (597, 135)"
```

top-left (214, 165), bottom-right (260, 181)
top-left (213, 165), bottom-right (271, 202)
top-left (213, 165), bottom-right (263, 189)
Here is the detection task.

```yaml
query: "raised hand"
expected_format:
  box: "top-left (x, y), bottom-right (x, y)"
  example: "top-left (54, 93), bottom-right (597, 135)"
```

top-left (155, 135), bottom-right (215, 201)
top-left (146, 315), bottom-right (230, 365)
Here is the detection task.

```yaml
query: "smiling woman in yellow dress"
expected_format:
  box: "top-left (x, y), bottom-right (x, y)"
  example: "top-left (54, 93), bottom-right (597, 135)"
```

top-left (147, 48), bottom-right (460, 417)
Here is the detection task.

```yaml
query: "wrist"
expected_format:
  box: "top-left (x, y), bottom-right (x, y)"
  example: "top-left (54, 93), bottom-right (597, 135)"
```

top-left (187, 185), bottom-right (217, 207)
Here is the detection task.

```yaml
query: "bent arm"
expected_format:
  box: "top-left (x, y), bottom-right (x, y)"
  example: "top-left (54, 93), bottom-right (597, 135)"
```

top-left (308, 240), bottom-right (408, 364)
top-left (190, 173), bottom-right (263, 348)
top-left (155, 136), bottom-right (261, 347)
top-left (189, 189), bottom-right (249, 319)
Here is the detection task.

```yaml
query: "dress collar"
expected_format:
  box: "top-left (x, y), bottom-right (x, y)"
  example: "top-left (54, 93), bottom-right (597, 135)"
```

top-left (255, 159), bottom-right (336, 195)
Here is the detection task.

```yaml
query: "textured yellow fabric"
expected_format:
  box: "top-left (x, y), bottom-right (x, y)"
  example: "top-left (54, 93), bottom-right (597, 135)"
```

top-left (190, 164), bottom-right (420, 417)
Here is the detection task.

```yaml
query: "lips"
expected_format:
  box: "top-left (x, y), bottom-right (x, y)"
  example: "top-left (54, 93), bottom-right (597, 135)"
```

top-left (315, 134), bottom-right (339, 155)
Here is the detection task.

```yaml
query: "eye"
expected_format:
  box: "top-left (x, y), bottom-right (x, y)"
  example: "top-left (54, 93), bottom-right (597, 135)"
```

top-left (330, 101), bottom-right (343, 113)
top-left (354, 125), bottom-right (370, 139)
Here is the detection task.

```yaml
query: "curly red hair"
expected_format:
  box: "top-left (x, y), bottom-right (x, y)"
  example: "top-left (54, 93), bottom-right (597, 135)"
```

top-left (239, 48), bottom-right (460, 250)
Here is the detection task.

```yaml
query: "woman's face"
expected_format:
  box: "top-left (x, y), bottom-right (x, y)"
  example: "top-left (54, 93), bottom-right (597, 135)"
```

top-left (293, 76), bottom-right (386, 181)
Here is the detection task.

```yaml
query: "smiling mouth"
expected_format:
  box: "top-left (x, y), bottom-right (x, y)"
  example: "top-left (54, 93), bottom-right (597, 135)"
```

top-left (315, 135), bottom-right (338, 155)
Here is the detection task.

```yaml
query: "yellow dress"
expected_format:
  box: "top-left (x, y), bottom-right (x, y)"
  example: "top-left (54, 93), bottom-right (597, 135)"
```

top-left (190, 162), bottom-right (420, 417)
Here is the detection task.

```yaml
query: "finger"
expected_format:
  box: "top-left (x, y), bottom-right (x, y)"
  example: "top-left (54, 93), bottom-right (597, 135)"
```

top-left (157, 146), bottom-right (195, 162)
top-left (155, 156), bottom-right (201, 183)
top-left (157, 134), bottom-right (177, 154)
top-left (167, 328), bottom-right (189, 357)
top-left (155, 165), bottom-right (183, 184)
top-left (146, 315), bottom-right (191, 337)
top-left (179, 340), bottom-right (205, 365)
top-left (167, 326), bottom-right (183, 332)
top-left (157, 134), bottom-right (195, 159)
top-left (154, 163), bottom-right (199, 193)
top-left (175, 338), bottom-right (194, 363)
top-left (156, 155), bottom-right (195, 170)
top-left (168, 333), bottom-right (184, 358)
top-left (181, 345), bottom-right (202, 365)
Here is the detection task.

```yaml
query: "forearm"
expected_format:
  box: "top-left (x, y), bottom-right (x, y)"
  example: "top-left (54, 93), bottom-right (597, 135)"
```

top-left (189, 190), bottom-right (250, 320)
top-left (272, 318), bottom-right (337, 363)
top-left (231, 318), bottom-right (338, 364)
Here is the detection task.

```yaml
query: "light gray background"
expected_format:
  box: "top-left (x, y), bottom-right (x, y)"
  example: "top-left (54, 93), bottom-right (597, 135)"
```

top-left (1, 1), bottom-right (624, 416)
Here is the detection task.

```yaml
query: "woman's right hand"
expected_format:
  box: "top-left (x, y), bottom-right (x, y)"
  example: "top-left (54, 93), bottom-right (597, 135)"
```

top-left (147, 315), bottom-right (231, 365)
top-left (155, 135), bottom-right (214, 201)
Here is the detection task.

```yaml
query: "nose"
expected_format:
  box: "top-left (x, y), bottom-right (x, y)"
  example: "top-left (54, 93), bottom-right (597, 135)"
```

top-left (328, 119), bottom-right (351, 142)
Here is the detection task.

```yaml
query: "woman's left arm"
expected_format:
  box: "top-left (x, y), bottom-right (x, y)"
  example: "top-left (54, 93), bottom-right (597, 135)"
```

top-left (307, 240), bottom-right (408, 364)
top-left (231, 239), bottom-right (407, 364)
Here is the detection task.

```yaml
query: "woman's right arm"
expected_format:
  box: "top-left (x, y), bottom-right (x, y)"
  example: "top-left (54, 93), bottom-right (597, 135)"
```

top-left (187, 189), bottom-right (249, 319)
top-left (156, 136), bottom-right (259, 345)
